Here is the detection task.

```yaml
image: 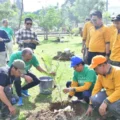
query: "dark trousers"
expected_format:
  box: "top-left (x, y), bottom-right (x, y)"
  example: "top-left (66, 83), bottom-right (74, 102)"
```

top-left (66, 81), bottom-right (91, 103)
top-left (14, 71), bottom-right (40, 97)
top-left (88, 52), bottom-right (105, 65)
top-left (91, 91), bottom-right (120, 119)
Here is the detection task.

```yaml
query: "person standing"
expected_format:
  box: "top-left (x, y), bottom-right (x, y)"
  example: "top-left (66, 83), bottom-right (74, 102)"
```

top-left (109, 15), bottom-right (120, 67)
top-left (87, 11), bottom-right (110, 65)
top-left (81, 15), bottom-right (93, 63)
top-left (1, 19), bottom-right (15, 61)
top-left (0, 29), bottom-right (10, 67)
top-left (16, 18), bottom-right (39, 50)
top-left (108, 17), bottom-right (117, 53)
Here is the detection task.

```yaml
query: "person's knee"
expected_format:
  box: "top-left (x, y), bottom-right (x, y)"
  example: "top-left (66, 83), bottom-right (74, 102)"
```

top-left (66, 81), bottom-right (71, 88)
top-left (90, 91), bottom-right (107, 108)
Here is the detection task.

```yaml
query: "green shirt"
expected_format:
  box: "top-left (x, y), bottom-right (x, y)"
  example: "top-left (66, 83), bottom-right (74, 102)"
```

top-left (0, 26), bottom-right (14, 40)
top-left (8, 51), bottom-right (39, 71)
top-left (73, 65), bottom-right (96, 90)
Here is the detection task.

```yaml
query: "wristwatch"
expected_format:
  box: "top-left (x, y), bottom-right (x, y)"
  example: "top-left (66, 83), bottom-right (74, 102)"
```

top-left (103, 99), bottom-right (110, 105)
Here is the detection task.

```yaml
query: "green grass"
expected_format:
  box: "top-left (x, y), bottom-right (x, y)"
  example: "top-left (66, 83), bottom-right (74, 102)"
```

top-left (13, 36), bottom-right (83, 119)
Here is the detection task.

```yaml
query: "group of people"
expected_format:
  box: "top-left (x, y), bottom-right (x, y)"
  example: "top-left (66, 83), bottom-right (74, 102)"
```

top-left (0, 17), bottom-right (55, 119)
top-left (63, 10), bottom-right (120, 120)
top-left (1, 9), bottom-right (120, 120)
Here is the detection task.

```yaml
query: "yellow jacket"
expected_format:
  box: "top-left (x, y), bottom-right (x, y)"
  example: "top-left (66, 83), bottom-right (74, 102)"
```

top-left (92, 66), bottom-right (120, 103)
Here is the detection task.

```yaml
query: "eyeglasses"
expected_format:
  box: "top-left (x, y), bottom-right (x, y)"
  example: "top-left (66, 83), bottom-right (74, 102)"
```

top-left (92, 19), bottom-right (97, 22)
top-left (26, 23), bottom-right (32, 25)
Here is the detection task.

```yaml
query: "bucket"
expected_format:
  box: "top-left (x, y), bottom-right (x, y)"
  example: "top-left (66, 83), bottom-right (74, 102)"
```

top-left (39, 76), bottom-right (53, 95)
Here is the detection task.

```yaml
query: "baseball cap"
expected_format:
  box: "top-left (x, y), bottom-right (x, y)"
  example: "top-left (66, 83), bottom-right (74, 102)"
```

top-left (70, 56), bottom-right (83, 67)
top-left (13, 60), bottom-right (26, 74)
top-left (89, 55), bottom-right (107, 69)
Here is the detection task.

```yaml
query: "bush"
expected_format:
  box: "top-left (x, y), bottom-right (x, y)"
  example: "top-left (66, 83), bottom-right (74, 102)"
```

top-left (71, 28), bottom-right (79, 36)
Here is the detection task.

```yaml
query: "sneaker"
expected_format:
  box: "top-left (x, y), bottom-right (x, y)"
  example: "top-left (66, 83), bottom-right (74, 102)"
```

top-left (21, 90), bottom-right (30, 97)
top-left (17, 97), bottom-right (23, 106)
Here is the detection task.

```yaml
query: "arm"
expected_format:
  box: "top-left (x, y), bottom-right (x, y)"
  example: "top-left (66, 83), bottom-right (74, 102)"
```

top-left (10, 28), bottom-right (15, 44)
top-left (89, 76), bottom-right (103, 104)
top-left (69, 81), bottom-right (78, 97)
top-left (36, 66), bottom-right (47, 74)
top-left (0, 86), bottom-right (12, 108)
top-left (81, 23), bottom-right (87, 52)
top-left (8, 53), bottom-right (16, 66)
top-left (104, 27), bottom-right (110, 56)
top-left (31, 32), bottom-right (39, 45)
top-left (15, 30), bottom-right (28, 44)
top-left (106, 70), bottom-right (120, 103)
top-left (105, 43), bottom-right (110, 55)
top-left (73, 82), bottom-right (92, 92)
top-left (0, 30), bottom-right (10, 43)
top-left (91, 75), bottom-right (103, 96)
top-left (0, 86), bottom-right (16, 115)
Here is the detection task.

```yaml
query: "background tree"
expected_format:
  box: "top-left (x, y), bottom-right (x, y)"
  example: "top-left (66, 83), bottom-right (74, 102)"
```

top-left (0, 1), bottom-right (19, 30)
top-left (61, 0), bottom-right (106, 27)
top-left (38, 7), bottom-right (62, 40)
top-left (18, 0), bottom-right (23, 29)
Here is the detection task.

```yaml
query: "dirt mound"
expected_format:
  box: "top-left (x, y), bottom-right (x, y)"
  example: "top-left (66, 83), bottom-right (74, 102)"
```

top-left (53, 51), bottom-right (74, 61)
top-left (26, 102), bottom-right (117, 120)
top-left (26, 102), bottom-right (87, 120)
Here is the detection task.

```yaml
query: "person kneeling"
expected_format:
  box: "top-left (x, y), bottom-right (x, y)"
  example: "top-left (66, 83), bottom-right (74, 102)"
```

top-left (86, 55), bottom-right (120, 120)
top-left (63, 56), bottom-right (96, 103)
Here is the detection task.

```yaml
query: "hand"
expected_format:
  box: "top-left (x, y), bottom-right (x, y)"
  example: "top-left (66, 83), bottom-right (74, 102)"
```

top-left (86, 105), bottom-right (93, 116)
top-left (81, 47), bottom-right (84, 53)
top-left (49, 72), bottom-right (56, 76)
top-left (0, 37), bottom-right (3, 41)
top-left (99, 102), bottom-right (107, 116)
top-left (84, 53), bottom-right (88, 62)
top-left (24, 40), bottom-right (31, 43)
top-left (63, 88), bottom-right (74, 94)
top-left (8, 105), bottom-right (16, 115)
top-left (105, 55), bottom-right (109, 60)
top-left (31, 40), bottom-right (39, 45)
top-left (24, 75), bottom-right (33, 83)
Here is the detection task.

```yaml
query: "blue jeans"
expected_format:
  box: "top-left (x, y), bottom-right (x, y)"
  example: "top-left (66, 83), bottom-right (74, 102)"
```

top-left (91, 91), bottom-right (120, 119)
top-left (66, 81), bottom-right (92, 103)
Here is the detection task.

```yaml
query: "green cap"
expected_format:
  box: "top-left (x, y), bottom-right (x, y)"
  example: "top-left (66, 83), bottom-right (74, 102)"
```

top-left (13, 60), bottom-right (26, 74)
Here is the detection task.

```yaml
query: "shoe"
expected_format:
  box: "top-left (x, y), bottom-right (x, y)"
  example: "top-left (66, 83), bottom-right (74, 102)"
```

top-left (17, 97), bottom-right (23, 106)
top-left (21, 90), bottom-right (30, 97)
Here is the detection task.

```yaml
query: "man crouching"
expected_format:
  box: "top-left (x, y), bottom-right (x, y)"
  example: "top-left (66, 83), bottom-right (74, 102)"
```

top-left (86, 55), bottom-right (120, 120)
top-left (0, 60), bottom-right (26, 119)
top-left (63, 56), bottom-right (96, 103)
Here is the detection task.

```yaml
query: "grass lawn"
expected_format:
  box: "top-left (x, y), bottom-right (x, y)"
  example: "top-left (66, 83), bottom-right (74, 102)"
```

top-left (14, 35), bottom-right (83, 120)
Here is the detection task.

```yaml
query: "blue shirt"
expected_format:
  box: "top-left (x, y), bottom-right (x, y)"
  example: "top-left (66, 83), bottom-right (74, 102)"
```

top-left (0, 30), bottom-right (10, 52)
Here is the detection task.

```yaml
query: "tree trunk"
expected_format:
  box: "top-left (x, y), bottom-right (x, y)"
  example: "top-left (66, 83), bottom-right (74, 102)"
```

top-left (18, 0), bottom-right (23, 29)
top-left (44, 30), bottom-right (48, 40)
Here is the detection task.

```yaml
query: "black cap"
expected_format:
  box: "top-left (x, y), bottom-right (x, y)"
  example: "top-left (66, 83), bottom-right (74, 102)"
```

top-left (113, 14), bottom-right (120, 21)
